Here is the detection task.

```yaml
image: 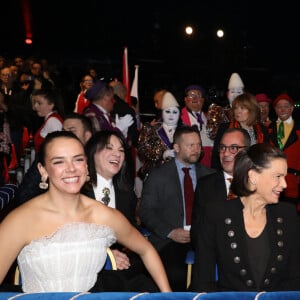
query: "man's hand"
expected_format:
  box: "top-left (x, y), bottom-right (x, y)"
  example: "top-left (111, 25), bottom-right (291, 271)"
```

top-left (169, 228), bottom-right (191, 243)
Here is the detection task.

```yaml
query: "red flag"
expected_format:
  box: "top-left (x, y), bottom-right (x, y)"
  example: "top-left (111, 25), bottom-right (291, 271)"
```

top-left (122, 46), bottom-right (131, 106)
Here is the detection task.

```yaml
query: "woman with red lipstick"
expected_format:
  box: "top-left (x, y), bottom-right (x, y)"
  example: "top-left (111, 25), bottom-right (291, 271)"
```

top-left (0, 131), bottom-right (171, 293)
top-left (190, 143), bottom-right (300, 292)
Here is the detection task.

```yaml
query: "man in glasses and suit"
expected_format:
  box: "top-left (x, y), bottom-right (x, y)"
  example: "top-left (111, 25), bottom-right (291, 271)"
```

top-left (191, 128), bottom-right (251, 244)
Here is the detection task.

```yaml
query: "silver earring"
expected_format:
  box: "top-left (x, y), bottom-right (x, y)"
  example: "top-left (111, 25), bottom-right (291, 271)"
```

top-left (39, 178), bottom-right (48, 190)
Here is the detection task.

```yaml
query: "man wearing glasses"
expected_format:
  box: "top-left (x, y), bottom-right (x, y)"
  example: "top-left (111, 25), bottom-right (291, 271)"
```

top-left (191, 128), bottom-right (251, 243)
top-left (181, 85), bottom-right (214, 168)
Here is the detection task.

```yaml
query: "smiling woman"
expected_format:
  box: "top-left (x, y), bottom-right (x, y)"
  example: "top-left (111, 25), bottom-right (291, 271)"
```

top-left (190, 143), bottom-right (300, 292)
top-left (0, 130), bottom-right (171, 293)
top-left (82, 130), bottom-right (162, 292)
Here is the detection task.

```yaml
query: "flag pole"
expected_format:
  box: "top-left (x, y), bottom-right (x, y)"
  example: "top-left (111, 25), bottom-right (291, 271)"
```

top-left (130, 64), bottom-right (140, 129)
top-left (122, 46), bottom-right (131, 106)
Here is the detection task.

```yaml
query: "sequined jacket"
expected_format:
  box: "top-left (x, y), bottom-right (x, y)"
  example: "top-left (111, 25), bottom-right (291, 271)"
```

top-left (136, 122), bottom-right (173, 180)
top-left (190, 198), bottom-right (300, 292)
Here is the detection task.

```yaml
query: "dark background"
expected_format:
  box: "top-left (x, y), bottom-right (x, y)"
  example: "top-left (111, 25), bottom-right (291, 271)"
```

top-left (1, 0), bottom-right (300, 114)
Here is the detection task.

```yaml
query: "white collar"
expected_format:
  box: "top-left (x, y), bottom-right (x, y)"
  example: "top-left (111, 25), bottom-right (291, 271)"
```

top-left (94, 103), bottom-right (108, 115)
top-left (162, 123), bottom-right (177, 132)
top-left (95, 173), bottom-right (113, 188)
top-left (223, 171), bottom-right (233, 181)
top-left (277, 116), bottom-right (293, 124)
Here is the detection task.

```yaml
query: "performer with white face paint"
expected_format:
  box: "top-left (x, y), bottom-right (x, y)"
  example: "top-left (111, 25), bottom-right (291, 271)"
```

top-left (206, 73), bottom-right (245, 142)
top-left (137, 92), bottom-right (182, 180)
top-left (227, 73), bottom-right (245, 107)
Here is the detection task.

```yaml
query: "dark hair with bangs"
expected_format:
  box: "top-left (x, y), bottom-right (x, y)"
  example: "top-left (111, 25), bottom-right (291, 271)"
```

top-left (84, 130), bottom-right (128, 187)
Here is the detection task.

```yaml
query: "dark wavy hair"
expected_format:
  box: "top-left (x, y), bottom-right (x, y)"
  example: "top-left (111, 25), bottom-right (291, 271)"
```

top-left (231, 143), bottom-right (286, 196)
top-left (84, 130), bottom-right (131, 190)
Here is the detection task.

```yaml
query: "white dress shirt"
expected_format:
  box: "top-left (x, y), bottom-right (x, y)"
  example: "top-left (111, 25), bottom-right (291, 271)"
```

top-left (93, 173), bottom-right (116, 208)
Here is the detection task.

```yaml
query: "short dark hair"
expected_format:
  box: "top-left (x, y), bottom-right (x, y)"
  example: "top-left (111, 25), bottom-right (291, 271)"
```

top-left (173, 125), bottom-right (201, 145)
top-left (64, 112), bottom-right (93, 133)
top-left (221, 127), bottom-right (251, 147)
top-left (39, 131), bottom-right (82, 166)
top-left (231, 143), bottom-right (286, 196)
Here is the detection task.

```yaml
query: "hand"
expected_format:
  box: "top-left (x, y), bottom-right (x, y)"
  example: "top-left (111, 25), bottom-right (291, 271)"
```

top-left (150, 118), bottom-right (157, 126)
top-left (163, 149), bottom-right (175, 160)
top-left (111, 249), bottom-right (131, 270)
top-left (169, 228), bottom-right (191, 244)
top-left (115, 114), bottom-right (134, 137)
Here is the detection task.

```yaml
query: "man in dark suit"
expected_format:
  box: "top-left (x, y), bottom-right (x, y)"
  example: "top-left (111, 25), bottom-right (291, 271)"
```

top-left (139, 125), bottom-right (215, 291)
top-left (191, 128), bottom-right (251, 244)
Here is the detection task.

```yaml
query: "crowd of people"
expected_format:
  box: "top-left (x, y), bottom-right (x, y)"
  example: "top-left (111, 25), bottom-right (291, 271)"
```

top-left (0, 54), bottom-right (300, 293)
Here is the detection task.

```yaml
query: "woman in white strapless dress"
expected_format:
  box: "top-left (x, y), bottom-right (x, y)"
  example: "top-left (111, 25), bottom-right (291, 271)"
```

top-left (0, 131), bottom-right (171, 293)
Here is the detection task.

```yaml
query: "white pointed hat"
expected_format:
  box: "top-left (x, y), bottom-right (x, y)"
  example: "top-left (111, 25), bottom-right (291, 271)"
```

top-left (161, 92), bottom-right (179, 109)
top-left (228, 73), bottom-right (244, 90)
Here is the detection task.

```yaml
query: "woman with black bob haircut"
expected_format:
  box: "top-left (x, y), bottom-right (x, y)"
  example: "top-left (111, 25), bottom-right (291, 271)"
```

top-left (190, 143), bottom-right (300, 292)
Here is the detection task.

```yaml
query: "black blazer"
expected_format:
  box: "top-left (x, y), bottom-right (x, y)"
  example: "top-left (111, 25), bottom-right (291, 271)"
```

top-left (191, 171), bottom-right (227, 246)
top-left (81, 178), bottom-right (137, 227)
top-left (139, 159), bottom-right (216, 251)
top-left (190, 198), bottom-right (300, 292)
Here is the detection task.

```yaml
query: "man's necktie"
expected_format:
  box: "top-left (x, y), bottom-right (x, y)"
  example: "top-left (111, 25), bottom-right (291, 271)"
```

top-left (182, 167), bottom-right (194, 225)
top-left (196, 113), bottom-right (204, 130)
top-left (227, 178), bottom-right (236, 200)
top-left (277, 121), bottom-right (285, 150)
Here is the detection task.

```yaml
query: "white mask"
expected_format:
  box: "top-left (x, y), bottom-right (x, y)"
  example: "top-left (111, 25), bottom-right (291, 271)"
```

top-left (228, 88), bottom-right (243, 106)
top-left (162, 106), bottom-right (180, 127)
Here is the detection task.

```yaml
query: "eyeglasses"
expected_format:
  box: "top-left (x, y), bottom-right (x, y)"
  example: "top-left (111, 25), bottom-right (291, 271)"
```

top-left (219, 144), bottom-right (246, 154)
top-left (186, 93), bottom-right (202, 100)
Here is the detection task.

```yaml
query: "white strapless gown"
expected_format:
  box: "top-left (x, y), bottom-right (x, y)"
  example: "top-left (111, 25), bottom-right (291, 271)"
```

top-left (17, 222), bottom-right (116, 292)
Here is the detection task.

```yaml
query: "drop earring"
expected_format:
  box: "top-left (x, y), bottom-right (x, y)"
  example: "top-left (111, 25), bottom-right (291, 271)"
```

top-left (39, 177), bottom-right (49, 190)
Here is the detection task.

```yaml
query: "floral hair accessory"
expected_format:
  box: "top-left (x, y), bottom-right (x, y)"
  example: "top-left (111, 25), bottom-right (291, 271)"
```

top-left (102, 187), bottom-right (110, 205)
